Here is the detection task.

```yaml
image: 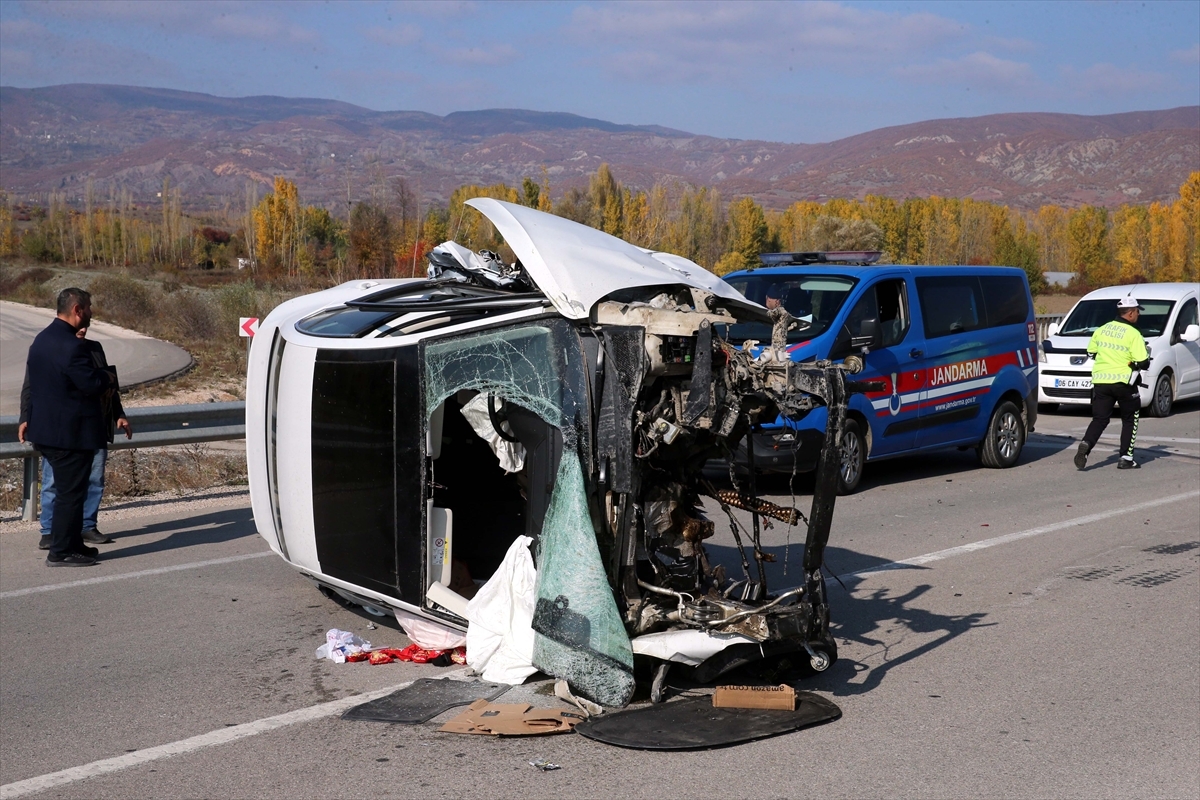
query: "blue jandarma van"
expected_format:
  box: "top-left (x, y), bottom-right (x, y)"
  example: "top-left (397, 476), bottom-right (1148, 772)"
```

top-left (721, 252), bottom-right (1039, 492)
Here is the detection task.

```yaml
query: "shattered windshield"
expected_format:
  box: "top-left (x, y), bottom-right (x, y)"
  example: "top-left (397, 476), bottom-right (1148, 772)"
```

top-left (424, 323), bottom-right (581, 428)
top-left (721, 274), bottom-right (857, 344)
top-left (1060, 299), bottom-right (1175, 338)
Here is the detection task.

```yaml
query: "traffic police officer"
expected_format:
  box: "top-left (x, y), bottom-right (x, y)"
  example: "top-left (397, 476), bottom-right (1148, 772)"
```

top-left (1074, 295), bottom-right (1150, 470)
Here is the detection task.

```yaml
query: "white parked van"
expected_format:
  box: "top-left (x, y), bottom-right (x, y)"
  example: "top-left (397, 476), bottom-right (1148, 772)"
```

top-left (1039, 283), bottom-right (1200, 416)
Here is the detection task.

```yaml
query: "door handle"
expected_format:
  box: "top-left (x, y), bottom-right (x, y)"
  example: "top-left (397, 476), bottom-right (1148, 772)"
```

top-left (909, 348), bottom-right (923, 358)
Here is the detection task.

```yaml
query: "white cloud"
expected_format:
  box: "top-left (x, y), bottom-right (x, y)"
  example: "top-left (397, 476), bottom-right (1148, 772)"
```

top-left (895, 52), bottom-right (1039, 93)
top-left (382, 0), bottom-right (480, 19)
top-left (363, 24), bottom-right (423, 48)
top-left (981, 35), bottom-right (1037, 53)
top-left (1060, 62), bottom-right (1169, 95)
top-left (1170, 43), bottom-right (1200, 65)
top-left (439, 44), bottom-right (519, 67)
top-left (15, 0), bottom-right (319, 44)
top-left (566, 0), bottom-right (968, 84)
top-left (0, 17), bottom-right (181, 86)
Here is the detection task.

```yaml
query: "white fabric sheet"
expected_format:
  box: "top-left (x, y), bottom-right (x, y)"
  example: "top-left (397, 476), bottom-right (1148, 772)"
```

top-left (465, 535), bottom-right (538, 684)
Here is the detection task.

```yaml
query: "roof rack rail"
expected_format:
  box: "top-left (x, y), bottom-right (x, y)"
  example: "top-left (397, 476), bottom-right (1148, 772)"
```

top-left (755, 251), bottom-right (883, 268)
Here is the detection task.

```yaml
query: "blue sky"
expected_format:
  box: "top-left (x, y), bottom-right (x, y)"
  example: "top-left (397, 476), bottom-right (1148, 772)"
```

top-left (1, 0), bottom-right (1197, 143)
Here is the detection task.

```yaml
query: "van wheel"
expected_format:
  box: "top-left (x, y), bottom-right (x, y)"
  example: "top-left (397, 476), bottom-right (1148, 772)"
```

top-left (978, 400), bottom-right (1024, 468)
top-left (837, 418), bottom-right (866, 494)
top-left (1149, 373), bottom-right (1173, 417)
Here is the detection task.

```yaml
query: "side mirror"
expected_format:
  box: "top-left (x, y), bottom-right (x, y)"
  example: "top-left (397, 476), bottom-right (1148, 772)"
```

top-left (850, 318), bottom-right (881, 351)
top-left (1182, 324), bottom-right (1200, 343)
top-left (1047, 322), bottom-right (1060, 337)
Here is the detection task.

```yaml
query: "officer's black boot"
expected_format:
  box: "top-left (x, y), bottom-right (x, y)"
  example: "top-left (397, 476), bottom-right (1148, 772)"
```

top-left (1074, 442), bottom-right (1090, 470)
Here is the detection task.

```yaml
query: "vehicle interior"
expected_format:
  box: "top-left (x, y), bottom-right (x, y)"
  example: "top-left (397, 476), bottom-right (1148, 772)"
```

top-left (426, 390), bottom-right (563, 613)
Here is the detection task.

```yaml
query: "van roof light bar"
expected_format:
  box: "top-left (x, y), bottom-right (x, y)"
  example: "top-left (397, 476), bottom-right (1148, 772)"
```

top-left (756, 251), bottom-right (883, 268)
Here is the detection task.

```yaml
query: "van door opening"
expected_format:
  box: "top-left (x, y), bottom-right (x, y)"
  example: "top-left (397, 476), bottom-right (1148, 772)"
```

top-left (425, 391), bottom-right (562, 617)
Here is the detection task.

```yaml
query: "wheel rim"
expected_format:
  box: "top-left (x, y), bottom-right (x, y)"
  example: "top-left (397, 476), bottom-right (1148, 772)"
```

top-left (996, 411), bottom-right (1020, 460)
top-left (1155, 377), bottom-right (1171, 414)
top-left (840, 431), bottom-right (862, 484)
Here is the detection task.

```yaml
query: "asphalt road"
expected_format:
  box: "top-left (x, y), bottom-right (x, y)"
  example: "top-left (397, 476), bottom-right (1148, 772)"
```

top-left (0, 301), bottom-right (193, 416)
top-left (0, 403), bottom-right (1197, 799)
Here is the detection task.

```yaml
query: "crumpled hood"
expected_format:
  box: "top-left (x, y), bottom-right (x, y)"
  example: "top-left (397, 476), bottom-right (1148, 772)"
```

top-left (466, 197), bottom-right (761, 320)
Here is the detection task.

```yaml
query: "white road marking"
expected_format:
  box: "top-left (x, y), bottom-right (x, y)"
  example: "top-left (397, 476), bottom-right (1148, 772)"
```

top-left (849, 490), bottom-right (1199, 579)
top-left (0, 552), bottom-right (273, 600)
top-left (0, 671), bottom-right (465, 799)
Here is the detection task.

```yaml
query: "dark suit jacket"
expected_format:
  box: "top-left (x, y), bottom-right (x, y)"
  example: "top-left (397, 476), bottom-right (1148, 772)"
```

top-left (25, 318), bottom-right (111, 450)
top-left (21, 338), bottom-right (125, 444)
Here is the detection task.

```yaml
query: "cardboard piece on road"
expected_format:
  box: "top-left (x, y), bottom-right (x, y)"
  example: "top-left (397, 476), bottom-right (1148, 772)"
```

top-left (712, 684), bottom-right (796, 710)
top-left (439, 699), bottom-right (586, 736)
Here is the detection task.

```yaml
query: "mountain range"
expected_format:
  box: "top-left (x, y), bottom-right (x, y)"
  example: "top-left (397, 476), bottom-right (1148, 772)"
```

top-left (1, 84), bottom-right (1197, 211)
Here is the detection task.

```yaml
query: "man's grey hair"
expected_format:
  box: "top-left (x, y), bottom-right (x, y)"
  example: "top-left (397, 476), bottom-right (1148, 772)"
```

top-left (56, 287), bottom-right (91, 315)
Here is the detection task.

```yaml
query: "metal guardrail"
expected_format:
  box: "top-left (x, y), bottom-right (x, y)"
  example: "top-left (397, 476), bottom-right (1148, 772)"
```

top-left (1035, 314), bottom-right (1065, 346)
top-left (1, 401), bottom-right (246, 521)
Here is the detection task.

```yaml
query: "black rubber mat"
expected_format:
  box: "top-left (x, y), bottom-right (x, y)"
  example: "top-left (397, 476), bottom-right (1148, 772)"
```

top-left (342, 678), bottom-right (510, 724)
top-left (574, 691), bottom-right (841, 750)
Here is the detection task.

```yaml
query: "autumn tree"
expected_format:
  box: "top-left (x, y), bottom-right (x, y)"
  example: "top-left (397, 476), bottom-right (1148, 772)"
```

top-left (253, 176), bottom-right (303, 275)
top-left (1067, 206), bottom-right (1112, 287)
top-left (348, 202), bottom-right (392, 276)
top-left (716, 196), bottom-right (769, 274)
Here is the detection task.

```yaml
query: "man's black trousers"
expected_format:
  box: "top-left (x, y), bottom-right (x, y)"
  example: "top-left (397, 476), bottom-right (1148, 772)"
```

top-left (38, 446), bottom-right (96, 559)
top-left (1083, 382), bottom-right (1140, 459)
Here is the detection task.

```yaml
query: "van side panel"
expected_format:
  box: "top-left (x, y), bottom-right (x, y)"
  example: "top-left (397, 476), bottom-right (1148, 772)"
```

top-left (914, 273), bottom-right (1036, 449)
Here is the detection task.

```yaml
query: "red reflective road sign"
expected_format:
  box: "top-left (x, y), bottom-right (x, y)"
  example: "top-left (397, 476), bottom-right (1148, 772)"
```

top-left (239, 317), bottom-right (260, 337)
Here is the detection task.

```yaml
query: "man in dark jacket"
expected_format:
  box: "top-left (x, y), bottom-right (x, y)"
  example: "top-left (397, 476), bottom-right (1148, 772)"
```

top-left (24, 288), bottom-right (117, 566)
top-left (19, 325), bottom-right (132, 550)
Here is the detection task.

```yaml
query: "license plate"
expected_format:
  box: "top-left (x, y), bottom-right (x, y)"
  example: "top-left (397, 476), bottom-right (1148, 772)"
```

top-left (1054, 377), bottom-right (1091, 389)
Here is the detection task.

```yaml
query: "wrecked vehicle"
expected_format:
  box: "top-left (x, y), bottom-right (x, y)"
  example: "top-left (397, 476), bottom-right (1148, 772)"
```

top-left (246, 199), bottom-right (877, 707)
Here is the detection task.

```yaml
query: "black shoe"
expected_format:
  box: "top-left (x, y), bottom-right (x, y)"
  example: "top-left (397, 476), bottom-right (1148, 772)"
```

top-left (75, 544), bottom-right (100, 558)
top-left (47, 553), bottom-right (98, 567)
top-left (38, 536), bottom-right (51, 551)
top-left (1117, 458), bottom-right (1140, 469)
top-left (81, 528), bottom-right (114, 544)
top-left (1074, 442), bottom-right (1090, 471)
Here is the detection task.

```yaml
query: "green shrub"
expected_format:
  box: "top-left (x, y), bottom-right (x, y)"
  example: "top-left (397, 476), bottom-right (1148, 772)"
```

top-left (166, 290), bottom-right (218, 341)
top-left (88, 274), bottom-right (157, 328)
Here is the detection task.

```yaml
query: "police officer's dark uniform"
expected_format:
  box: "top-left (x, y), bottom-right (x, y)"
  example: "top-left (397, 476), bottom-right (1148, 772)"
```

top-left (1074, 295), bottom-right (1150, 471)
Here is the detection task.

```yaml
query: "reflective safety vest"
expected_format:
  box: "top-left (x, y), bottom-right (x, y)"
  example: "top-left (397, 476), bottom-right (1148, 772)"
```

top-left (1088, 319), bottom-right (1148, 385)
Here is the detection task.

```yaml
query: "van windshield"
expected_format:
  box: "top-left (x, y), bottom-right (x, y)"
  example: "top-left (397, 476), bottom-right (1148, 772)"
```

top-left (721, 274), bottom-right (858, 345)
top-left (1059, 299), bottom-right (1175, 338)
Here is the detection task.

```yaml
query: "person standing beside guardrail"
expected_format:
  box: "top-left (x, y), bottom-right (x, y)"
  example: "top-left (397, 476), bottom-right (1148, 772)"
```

top-left (19, 288), bottom-right (117, 567)
top-left (19, 325), bottom-right (132, 551)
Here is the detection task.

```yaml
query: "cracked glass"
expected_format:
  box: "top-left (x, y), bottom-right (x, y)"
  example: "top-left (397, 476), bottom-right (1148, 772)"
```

top-left (424, 321), bottom-right (633, 705)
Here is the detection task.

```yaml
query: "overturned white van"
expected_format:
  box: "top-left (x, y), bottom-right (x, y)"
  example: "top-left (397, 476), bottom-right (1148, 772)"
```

top-left (246, 199), bottom-right (876, 707)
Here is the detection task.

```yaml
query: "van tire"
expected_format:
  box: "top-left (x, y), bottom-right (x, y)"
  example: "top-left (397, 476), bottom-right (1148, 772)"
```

top-left (837, 418), bottom-right (866, 494)
top-left (1149, 373), bottom-right (1173, 417)
top-left (978, 400), bottom-right (1024, 469)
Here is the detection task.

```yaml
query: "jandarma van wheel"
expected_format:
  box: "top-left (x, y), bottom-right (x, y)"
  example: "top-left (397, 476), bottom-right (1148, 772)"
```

top-left (837, 418), bottom-right (866, 494)
top-left (978, 400), bottom-right (1024, 468)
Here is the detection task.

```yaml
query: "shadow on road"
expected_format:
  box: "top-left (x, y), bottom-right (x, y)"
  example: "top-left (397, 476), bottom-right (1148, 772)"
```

top-left (709, 440), bottom-right (1062, 498)
top-left (814, 572), bottom-right (992, 698)
top-left (98, 506), bottom-right (257, 561)
top-left (705, 541), bottom-right (992, 698)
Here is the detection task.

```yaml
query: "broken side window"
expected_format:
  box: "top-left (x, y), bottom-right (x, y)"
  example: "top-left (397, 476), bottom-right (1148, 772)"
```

top-left (423, 321), bottom-right (633, 705)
